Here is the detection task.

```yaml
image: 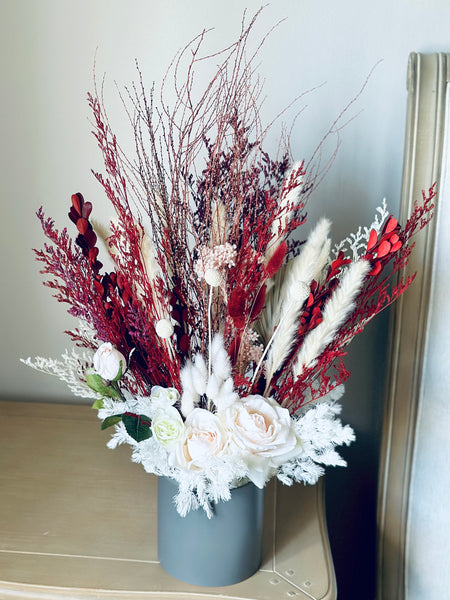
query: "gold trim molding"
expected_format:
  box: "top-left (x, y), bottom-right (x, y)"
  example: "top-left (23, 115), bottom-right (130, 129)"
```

top-left (376, 52), bottom-right (450, 600)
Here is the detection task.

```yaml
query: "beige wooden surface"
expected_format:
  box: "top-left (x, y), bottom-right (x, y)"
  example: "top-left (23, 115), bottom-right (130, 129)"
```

top-left (0, 400), bottom-right (336, 600)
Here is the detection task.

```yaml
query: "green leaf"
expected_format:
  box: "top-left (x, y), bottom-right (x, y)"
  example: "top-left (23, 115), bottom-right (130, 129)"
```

top-left (85, 372), bottom-right (107, 392)
top-left (101, 415), bottom-right (123, 430)
top-left (122, 413), bottom-right (152, 442)
top-left (112, 360), bottom-right (124, 382)
top-left (85, 372), bottom-right (119, 398)
top-left (101, 385), bottom-right (120, 399)
top-left (91, 399), bottom-right (104, 410)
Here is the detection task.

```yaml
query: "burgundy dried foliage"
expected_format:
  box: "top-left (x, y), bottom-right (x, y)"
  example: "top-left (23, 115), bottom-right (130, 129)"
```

top-left (33, 8), bottom-right (435, 412)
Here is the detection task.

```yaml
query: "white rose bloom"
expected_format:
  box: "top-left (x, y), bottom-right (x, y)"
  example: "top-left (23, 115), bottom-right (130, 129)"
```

top-left (150, 385), bottom-right (180, 407)
top-left (93, 342), bottom-right (126, 381)
top-left (171, 408), bottom-right (229, 471)
top-left (152, 406), bottom-right (184, 449)
top-left (224, 395), bottom-right (301, 488)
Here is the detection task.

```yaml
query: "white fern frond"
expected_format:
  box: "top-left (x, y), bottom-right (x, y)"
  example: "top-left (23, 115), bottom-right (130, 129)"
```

top-left (333, 199), bottom-right (389, 260)
top-left (21, 348), bottom-right (100, 399)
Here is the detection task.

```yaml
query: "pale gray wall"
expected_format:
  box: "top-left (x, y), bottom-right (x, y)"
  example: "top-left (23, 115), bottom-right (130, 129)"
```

top-left (1, 1), bottom-right (449, 598)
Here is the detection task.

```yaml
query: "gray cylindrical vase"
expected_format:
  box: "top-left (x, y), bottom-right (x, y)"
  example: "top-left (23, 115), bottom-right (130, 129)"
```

top-left (157, 477), bottom-right (265, 587)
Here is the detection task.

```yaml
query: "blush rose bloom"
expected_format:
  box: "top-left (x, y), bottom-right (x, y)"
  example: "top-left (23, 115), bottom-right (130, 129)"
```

top-left (93, 342), bottom-right (126, 381)
top-left (152, 406), bottom-right (185, 449)
top-left (224, 395), bottom-right (301, 488)
top-left (171, 408), bottom-right (229, 471)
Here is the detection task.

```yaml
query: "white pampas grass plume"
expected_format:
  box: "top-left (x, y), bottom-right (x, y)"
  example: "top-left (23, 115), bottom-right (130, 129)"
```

top-left (262, 219), bottom-right (331, 345)
top-left (192, 353), bottom-right (208, 396)
top-left (293, 259), bottom-right (370, 377)
top-left (180, 334), bottom-right (238, 414)
top-left (180, 360), bottom-right (197, 417)
top-left (263, 281), bottom-right (310, 390)
top-left (260, 219), bottom-right (332, 387)
top-left (210, 334), bottom-right (232, 381)
top-left (209, 334), bottom-right (238, 411)
top-left (286, 218), bottom-right (331, 288)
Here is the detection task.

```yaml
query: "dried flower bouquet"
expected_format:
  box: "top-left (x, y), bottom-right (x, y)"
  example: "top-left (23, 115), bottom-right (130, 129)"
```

top-left (23, 13), bottom-right (434, 516)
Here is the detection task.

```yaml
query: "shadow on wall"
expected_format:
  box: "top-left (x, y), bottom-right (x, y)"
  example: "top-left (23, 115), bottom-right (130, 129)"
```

top-left (325, 307), bottom-right (389, 600)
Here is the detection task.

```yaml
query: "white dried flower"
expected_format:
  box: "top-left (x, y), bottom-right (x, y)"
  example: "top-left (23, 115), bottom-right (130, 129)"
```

top-left (204, 268), bottom-right (223, 287)
top-left (155, 319), bottom-right (174, 339)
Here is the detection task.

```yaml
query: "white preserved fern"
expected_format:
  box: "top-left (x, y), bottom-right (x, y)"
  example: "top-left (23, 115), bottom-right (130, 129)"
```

top-left (333, 199), bottom-right (389, 261)
top-left (21, 347), bottom-right (100, 400)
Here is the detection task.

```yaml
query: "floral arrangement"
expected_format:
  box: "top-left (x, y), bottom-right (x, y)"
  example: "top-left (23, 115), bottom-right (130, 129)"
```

top-left (23, 13), bottom-right (434, 516)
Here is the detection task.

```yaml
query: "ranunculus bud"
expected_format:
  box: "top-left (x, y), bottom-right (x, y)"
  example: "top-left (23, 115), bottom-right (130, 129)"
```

top-left (93, 342), bottom-right (126, 381)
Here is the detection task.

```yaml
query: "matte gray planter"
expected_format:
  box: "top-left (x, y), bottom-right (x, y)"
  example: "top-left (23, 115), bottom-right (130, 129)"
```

top-left (157, 477), bottom-right (265, 587)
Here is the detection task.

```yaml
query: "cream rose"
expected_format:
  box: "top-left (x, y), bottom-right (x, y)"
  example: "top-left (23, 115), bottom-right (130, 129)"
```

top-left (150, 385), bottom-right (180, 407)
top-left (171, 408), bottom-right (229, 470)
top-left (93, 342), bottom-right (126, 381)
top-left (152, 406), bottom-right (184, 449)
top-left (224, 395), bottom-right (301, 488)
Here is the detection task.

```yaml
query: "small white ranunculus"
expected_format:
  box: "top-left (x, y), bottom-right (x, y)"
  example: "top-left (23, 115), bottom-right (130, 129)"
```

top-left (152, 406), bottom-right (184, 449)
top-left (93, 342), bottom-right (126, 381)
top-left (150, 385), bottom-right (180, 407)
top-left (171, 408), bottom-right (229, 471)
top-left (224, 395), bottom-right (301, 488)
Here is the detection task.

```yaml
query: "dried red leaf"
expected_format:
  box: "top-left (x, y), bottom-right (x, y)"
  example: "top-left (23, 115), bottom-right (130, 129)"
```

top-left (83, 229), bottom-right (97, 248)
top-left (81, 201), bottom-right (93, 219)
top-left (377, 240), bottom-right (391, 258)
top-left (384, 216), bottom-right (398, 234)
top-left (76, 218), bottom-right (89, 235)
top-left (68, 206), bottom-right (79, 224)
top-left (367, 229), bottom-right (378, 252)
top-left (369, 261), bottom-right (381, 276)
top-left (71, 193), bottom-right (82, 215)
top-left (389, 233), bottom-right (400, 244)
top-left (391, 240), bottom-right (402, 253)
top-left (88, 247), bottom-right (99, 260)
